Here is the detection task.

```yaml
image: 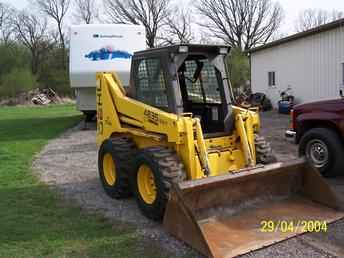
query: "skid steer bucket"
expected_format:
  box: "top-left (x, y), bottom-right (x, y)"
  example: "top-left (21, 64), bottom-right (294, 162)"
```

top-left (164, 159), bottom-right (344, 258)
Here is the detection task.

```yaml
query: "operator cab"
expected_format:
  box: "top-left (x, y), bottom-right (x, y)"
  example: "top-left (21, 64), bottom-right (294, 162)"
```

top-left (129, 44), bottom-right (233, 135)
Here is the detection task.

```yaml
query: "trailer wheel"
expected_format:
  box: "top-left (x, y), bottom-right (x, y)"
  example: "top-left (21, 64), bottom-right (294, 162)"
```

top-left (299, 128), bottom-right (344, 177)
top-left (98, 137), bottom-right (136, 199)
top-left (82, 111), bottom-right (96, 122)
top-left (132, 146), bottom-right (186, 221)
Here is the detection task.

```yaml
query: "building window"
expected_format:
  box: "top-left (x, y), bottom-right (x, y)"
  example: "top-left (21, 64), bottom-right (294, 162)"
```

top-left (268, 71), bottom-right (276, 86)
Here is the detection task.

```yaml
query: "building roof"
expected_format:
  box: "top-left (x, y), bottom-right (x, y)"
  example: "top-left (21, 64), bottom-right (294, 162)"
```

top-left (249, 18), bottom-right (344, 53)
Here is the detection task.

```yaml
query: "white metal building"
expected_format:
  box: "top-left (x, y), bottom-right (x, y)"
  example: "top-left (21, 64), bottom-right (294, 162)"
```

top-left (249, 19), bottom-right (344, 108)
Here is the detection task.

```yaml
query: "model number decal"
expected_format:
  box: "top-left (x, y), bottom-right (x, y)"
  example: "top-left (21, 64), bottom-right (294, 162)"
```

top-left (144, 110), bottom-right (159, 125)
top-left (97, 81), bottom-right (103, 135)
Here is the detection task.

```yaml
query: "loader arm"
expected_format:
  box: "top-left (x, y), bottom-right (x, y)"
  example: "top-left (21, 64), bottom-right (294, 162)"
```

top-left (96, 72), bottom-right (182, 145)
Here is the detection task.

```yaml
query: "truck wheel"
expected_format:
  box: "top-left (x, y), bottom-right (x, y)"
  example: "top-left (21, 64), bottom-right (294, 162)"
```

top-left (98, 137), bottom-right (136, 199)
top-left (131, 146), bottom-right (186, 221)
top-left (255, 135), bottom-right (277, 164)
top-left (299, 128), bottom-right (344, 177)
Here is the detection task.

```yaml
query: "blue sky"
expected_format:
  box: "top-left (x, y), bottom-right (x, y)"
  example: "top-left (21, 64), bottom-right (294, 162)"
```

top-left (3, 0), bottom-right (344, 34)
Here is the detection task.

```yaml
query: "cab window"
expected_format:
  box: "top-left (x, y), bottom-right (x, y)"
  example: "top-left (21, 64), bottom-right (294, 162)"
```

top-left (183, 59), bottom-right (221, 104)
top-left (134, 58), bottom-right (168, 108)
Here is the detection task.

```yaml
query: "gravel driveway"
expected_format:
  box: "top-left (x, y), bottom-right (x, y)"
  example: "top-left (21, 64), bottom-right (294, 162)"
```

top-left (33, 111), bottom-right (344, 258)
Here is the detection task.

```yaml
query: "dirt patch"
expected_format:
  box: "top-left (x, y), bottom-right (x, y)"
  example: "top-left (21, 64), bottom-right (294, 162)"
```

top-left (260, 111), bottom-right (298, 162)
top-left (33, 111), bottom-right (344, 258)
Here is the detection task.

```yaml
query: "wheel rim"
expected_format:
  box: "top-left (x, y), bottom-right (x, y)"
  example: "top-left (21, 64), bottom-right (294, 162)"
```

top-left (137, 164), bottom-right (157, 204)
top-left (103, 153), bottom-right (116, 185)
top-left (306, 139), bottom-right (329, 168)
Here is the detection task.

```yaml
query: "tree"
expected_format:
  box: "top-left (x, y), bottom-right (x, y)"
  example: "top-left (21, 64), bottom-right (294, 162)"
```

top-left (197, 0), bottom-right (284, 50)
top-left (103, 0), bottom-right (171, 48)
top-left (33, 0), bottom-right (70, 68)
top-left (0, 2), bottom-right (14, 44)
top-left (295, 9), bottom-right (343, 32)
top-left (227, 47), bottom-right (250, 90)
top-left (12, 11), bottom-right (50, 74)
top-left (0, 68), bottom-right (36, 98)
top-left (73, 0), bottom-right (98, 24)
top-left (159, 7), bottom-right (194, 45)
top-left (0, 42), bottom-right (37, 99)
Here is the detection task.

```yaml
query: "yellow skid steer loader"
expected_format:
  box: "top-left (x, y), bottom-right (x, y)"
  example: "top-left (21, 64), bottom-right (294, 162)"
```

top-left (96, 44), bottom-right (343, 257)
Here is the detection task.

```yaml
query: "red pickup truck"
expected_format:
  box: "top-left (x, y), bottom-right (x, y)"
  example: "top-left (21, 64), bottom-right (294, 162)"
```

top-left (285, 94), bottom-right (344, 177)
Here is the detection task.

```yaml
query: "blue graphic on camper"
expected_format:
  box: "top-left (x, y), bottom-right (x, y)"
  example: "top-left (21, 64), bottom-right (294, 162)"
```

top-left (85, 46), bottom-right (132, 61)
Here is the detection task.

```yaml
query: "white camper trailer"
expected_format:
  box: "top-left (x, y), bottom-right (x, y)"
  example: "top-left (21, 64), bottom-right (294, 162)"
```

top-left (69, 24), bottom-right (146, 118)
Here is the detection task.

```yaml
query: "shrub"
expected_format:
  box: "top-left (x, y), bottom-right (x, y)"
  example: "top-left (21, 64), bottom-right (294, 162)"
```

top-left (0, 43), bottom-right (30, 80)
top-left (40, 69), bottom-right (72, 96)
top-left (227, 47), bottom-right (250, 90)
top-left (0, 68), bottom-right (37, 98)
top-left (37, 48), bottom-right (72, 96)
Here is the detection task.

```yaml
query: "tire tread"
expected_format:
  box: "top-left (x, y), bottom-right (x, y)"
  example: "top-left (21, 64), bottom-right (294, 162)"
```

top-left (255, 134), bottom-right (277, 164)
top-left (98, 137), bottom-right (136, 199)
top-left (132, 146), bottom-right (186, 220)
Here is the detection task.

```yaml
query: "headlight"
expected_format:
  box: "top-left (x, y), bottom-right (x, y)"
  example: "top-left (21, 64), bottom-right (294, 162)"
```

top-left (179, 46), bottom-right (189, 53)
top-left (219, 47), bottom-right (228, 55)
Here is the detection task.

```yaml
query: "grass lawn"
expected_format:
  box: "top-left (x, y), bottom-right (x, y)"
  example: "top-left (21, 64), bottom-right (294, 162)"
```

top-left (0, 105), bottom-right (170, 258)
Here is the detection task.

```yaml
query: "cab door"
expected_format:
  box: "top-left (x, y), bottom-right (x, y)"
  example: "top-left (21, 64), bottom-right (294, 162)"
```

top-left (130, 53), bottom-right (174, 112)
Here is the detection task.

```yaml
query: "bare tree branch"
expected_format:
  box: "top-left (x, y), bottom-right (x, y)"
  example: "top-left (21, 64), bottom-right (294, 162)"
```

top-left (295, 9), bottom-right (344, 32)
top-left (49, 29), bottom-right (61, 46)
top-left (33, 0), bottom-right (70, 69)
top-left (159, 6), bottom-right (194, 45)
top-left (73, 0), bottom-right (99, 24)
top-left (197, 0), bottom-right (284, 50)
top-left (12, 11), bottom-right (51, 74)
top-left (33, 0), bottom-right (70, 50)
top-left (103, 0), bottom-right (171, 48)
top-left (0, 2), bottom-right (15, 45)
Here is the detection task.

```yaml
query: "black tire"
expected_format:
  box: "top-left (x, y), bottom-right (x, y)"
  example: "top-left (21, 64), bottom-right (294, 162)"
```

top-left (98, 137), bottom-right (136, 199)
top-left (299, 128), bottom-right (344, 177)
top-left (131, 146), bottom-right (186, 221)
top-left (255, 135), bottom-right (277, 164)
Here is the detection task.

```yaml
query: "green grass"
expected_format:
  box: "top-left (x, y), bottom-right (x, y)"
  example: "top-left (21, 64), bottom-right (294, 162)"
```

top-left (0, 105), bottom-right (169, 258)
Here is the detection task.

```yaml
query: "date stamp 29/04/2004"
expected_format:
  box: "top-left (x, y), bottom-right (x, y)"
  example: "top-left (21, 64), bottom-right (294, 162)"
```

top-left (260, 220), bottom-right (328, 233)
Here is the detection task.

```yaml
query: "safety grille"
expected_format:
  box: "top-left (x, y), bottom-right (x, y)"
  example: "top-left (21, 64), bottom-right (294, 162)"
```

top-left (184, 59), bottom-right (221, 104)
top-left (135, 58), bottom-right (168, 108)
